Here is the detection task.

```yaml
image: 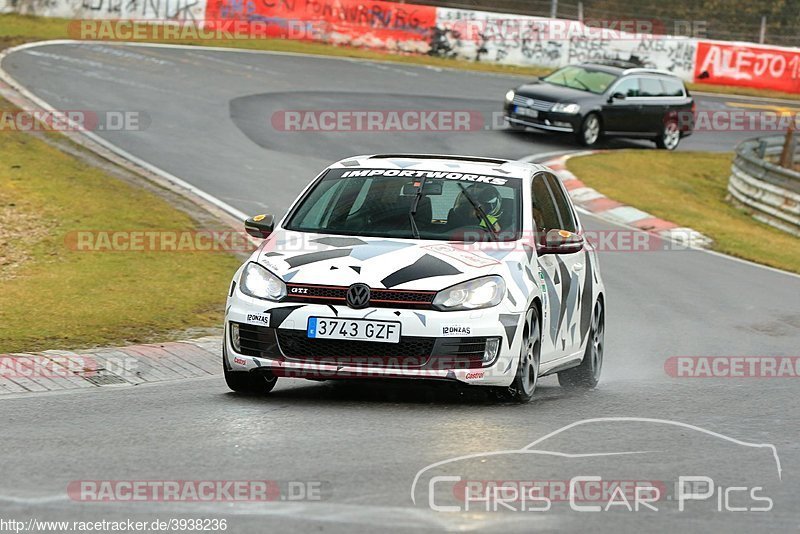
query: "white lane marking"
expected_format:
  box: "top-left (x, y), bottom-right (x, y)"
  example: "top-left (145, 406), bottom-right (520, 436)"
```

top-left (529, 152), bottom-right (800, 280)
top-left (0, 41), bottom-right (248, 222)
top-left (692, 90), bottom-right (800, 106)
top-left (2, 40), bottom-right (797, 279)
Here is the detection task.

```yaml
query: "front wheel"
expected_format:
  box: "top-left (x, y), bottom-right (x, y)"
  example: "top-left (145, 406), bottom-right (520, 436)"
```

top-left (576, 113), bottom-right (602, 147)
top-left (655, 120), bottom-right (681, 150)
top-left (495, 307), bottom-right (541, 403)
top-left (558, 299), bottom-right (604, 388)
top-left (223, 347), bottom-right (277, 395)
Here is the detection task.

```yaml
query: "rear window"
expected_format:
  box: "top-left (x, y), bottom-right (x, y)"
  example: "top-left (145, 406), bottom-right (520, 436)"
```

top-left (639, 78), bottom-right (664, 97)
top-left (660, 77), bottom-right (685, 97)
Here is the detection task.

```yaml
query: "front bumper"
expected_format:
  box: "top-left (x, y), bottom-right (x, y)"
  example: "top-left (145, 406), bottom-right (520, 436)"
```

top-left (224, 297), bottom-right (524, 386)
top-left (504, 104), bottom-right (579, 132)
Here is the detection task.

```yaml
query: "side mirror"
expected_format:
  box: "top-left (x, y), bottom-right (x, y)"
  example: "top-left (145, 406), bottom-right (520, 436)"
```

top-left (608, 92), bottom-right (626, 103)
top-left (244, 214), bottom-right (274, 239)
top-left (537, 229), bottom-right (584, 255)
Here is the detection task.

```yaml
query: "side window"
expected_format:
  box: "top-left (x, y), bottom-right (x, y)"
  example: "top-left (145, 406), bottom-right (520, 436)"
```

top-left (531, 174), bottom-right (562, 233)
top-left (290, 179), bottom-right (343, 229)
top-left (639, 77), bottom-right (665, 97)
top-left (613, 77), bottom-right (640, 97)
top-left (660, 78), bottom-right (685, 97)
top-left (544, 173), bottom-right (577, 233)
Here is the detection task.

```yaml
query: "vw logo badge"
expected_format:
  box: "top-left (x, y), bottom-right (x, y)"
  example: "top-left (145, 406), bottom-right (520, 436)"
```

top-left (346, 283), bottom-right (371, 309)
top-left (526, 98), bottom-right (535, 107)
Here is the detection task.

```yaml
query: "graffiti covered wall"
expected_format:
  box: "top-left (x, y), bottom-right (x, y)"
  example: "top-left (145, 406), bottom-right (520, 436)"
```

top-left (1, 0), bottom-right (797, 92)
top-left (430, 7), bottom-right (698, 80)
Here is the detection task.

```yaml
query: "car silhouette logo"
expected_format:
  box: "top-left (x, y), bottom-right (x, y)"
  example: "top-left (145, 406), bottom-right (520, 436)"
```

top-left (346, 283), bottom-right (371, 309)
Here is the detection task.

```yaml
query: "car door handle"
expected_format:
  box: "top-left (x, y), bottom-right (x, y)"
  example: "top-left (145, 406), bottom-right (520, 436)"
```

top-left (573, 262), bottom-right (584, 272)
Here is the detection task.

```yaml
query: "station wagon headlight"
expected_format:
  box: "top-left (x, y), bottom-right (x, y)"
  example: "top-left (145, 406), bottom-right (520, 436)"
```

top-left (239, 262), bottom-right (286, 301)
top-left (433, 276), bottom-right (506, 311)
top-left (551, 102), bottom-right (581, 114)
top-left (505, 90), bottom-right (515, 103)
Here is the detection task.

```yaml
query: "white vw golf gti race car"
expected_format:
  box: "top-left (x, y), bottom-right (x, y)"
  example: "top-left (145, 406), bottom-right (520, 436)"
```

top-left (224, 154), bottom-right (605, 402)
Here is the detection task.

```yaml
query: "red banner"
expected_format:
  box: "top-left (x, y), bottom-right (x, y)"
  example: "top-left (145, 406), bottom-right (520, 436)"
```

top-left (693, 41), bottom-right (800, 93)
top-left (204, 0), bottom-right (436, 50)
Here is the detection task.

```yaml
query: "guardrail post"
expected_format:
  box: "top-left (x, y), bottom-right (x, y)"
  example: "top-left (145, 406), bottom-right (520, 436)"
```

top-left (780, 124), bottom-right (796, 169)
top-left (757, 140), bottom-right (768, 159)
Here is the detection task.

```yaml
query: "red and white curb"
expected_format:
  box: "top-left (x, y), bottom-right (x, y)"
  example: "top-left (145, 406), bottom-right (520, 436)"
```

top-left (541, 152), bottom-right (713, 249)
top-left (0, 337), bottom-right (222, 395)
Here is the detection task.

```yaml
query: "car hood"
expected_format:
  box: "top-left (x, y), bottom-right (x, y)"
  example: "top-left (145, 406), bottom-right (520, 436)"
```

top-left (514, 81), bottom-right (598, 103)
top-left (254, 230), bottom-right (517, 290)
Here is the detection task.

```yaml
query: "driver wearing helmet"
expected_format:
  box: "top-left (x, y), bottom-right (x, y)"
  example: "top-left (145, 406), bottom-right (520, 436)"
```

top-left (452, 184), bottom-right (504, 233)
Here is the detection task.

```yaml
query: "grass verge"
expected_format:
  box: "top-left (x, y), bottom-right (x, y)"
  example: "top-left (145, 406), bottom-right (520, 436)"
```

top-left (1, 14), bottom-right (799, 101)
top-left (566, 150), bottom-right (800, 274)
top-left (0, 97), bottom-right (241, 353)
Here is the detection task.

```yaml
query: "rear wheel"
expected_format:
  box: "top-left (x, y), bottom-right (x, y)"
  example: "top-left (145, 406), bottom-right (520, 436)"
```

top-left (496, 307), bottom-right (540, 403)
top-left (655, 120), bottom-right (681, 150)
top-left (576, 113), bottom-right (602, 147)
top-left (558, 299), bottom-right (604, 388)
top-left (223, 347), bottom-right (277, 395)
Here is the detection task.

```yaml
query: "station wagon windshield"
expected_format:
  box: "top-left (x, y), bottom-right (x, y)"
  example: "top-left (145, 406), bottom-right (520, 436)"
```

top-left (543, 65), bottom-right (618, 94)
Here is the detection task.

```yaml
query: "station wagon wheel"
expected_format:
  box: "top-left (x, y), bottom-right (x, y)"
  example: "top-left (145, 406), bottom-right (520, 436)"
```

top-left (558, 299), bottom-right (604, 389)
top-left (656, 120), bottom-right (681, 150)
top-left (576, 113), bottom-right (601, 147)
top-left (497, 306), bottom-right (540, 403)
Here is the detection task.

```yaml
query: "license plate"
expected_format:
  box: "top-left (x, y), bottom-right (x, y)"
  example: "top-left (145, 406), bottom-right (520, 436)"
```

top-left (307, 317), bottom-right (401, 343)
top-left (515, 106), bottom-right (538, 118)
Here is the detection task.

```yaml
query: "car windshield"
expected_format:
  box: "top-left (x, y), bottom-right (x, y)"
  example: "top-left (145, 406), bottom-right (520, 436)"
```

top-left (284, 168), bottom-right (522, 241)
top-left (542, 65), bottom-right (618, 94)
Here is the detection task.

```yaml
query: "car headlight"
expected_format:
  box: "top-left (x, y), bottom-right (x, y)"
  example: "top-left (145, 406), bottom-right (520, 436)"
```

top-left (551, 102), bottom-right (581, 114)
top-left (432, 276), bottom-right (506, 311)
top-left (504, 89), bottom-right (515, 103)
top-left (239, 262), bottom-right (286, 301)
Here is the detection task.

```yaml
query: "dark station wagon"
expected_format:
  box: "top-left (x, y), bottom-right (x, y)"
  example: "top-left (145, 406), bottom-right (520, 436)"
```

top-left (504, 61), bottom-right (695, 150)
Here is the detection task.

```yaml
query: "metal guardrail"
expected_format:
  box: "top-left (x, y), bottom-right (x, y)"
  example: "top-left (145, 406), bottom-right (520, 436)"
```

top-left (729, 135), bottom-right (800, 237)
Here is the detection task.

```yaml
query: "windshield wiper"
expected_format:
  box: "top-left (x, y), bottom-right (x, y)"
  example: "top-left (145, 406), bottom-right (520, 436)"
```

top-left (457, 183), bottom-right (498, 241)
top-left (408, 176), bottom-right (427, 239)
top-left (573, 77), bottom-right (590, 91)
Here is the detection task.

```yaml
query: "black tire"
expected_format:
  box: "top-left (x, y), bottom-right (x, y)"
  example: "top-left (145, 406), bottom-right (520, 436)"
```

top-left (223, 346), bottom-right (277, 395)
top-left (495, 306), bottom-right (541, 403)
top-left (558, 299), bottom-right (604, 388)
top-left (655, 120), bottom-right (681, 150)
top-left (576, 113), bottom-right (602, 147)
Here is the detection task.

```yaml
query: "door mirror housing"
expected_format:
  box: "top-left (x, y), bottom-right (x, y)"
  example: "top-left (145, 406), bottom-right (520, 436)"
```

top-left (537, 229), bottom-right (584, 255)
top-left (609, 92), bottom-right (626, 103)
top-left (244, 214), bottom-right (275, 239)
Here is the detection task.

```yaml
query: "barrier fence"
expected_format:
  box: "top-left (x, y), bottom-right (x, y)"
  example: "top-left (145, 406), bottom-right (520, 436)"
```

top-left (729, 135), bottom-right (800, 236)
top-left (1, 0), bottom-right (799, 92)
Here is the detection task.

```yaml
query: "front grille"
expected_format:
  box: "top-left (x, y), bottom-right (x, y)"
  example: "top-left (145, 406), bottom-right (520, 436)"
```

top-left (512, 95), bottom-right (553, 111)
top-left (277, 330), bottom-right (436, 367)
top-left (285, 283), bottom-right (436, 309)
top-left (234, 323), bottom-right (494, 371)
top-left (235, 322), bottom-right (280, 359)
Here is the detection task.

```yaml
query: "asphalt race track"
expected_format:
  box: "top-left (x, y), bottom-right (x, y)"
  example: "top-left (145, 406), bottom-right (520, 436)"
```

top-left (2, 42), bottom-right (800, 533)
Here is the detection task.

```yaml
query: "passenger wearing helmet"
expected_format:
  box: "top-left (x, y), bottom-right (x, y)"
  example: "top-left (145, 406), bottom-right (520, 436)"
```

top-left (452, 184), bottom-right (504, 233)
